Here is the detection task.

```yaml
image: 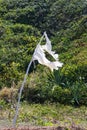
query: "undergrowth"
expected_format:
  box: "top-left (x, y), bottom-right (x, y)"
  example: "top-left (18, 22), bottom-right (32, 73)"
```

top-left (0, 102), bottom-right (87, 129)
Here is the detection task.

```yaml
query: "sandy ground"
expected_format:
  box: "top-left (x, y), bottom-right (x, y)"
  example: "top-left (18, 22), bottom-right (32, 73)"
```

top-left (0, 124), bottom-right (86, 130)
top-left (0, 119), bottom-right (86, 130)
top-left (0, 126), bottom-right (87, 130)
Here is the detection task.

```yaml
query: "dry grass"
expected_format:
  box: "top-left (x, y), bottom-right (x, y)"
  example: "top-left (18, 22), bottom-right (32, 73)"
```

top-left (0, 102), bottom-right (87, 130)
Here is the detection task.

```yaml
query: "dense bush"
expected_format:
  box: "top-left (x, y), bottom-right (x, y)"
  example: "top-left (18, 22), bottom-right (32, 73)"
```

top-left (0, 0), bottom-right (87, 105)
top-left (0, 86), bottom-right (17, 103)
top-left (0, 21), bottom-right (40, 87)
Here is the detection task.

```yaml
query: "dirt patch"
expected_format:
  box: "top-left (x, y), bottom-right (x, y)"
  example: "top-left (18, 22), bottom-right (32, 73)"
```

top-left (0, 126), bottom-right (86, 130)
top-left (0, 126), bottom-right (64, 130)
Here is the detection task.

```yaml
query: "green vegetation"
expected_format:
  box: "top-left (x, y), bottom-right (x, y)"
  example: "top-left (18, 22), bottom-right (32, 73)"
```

top-left (0, 0), bottom-right (87, 106)
top-left (0, 102), bottom-right (87, 128)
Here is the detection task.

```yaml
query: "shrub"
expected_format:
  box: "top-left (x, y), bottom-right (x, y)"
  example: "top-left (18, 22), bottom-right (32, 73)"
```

top-left (52, 85), bottom-right (72, 104)
top-left (0, 86), bottom-right (17, 103)
top-left (70, 82), bottom-right (87, 106)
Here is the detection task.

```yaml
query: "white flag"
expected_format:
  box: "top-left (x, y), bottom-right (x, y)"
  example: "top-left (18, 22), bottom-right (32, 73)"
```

top-left (33, 44), bottom-right (49, 65)
top-left (42, 32), bottom-right (58, 60)
top-left (32, 32), bottom-right (63, 71)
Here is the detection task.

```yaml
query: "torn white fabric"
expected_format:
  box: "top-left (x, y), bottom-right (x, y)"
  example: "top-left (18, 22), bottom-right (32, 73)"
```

top-left (42, 32), bottom-right (58, 60)
top-left (32, 32), bottom-right (63, 71)
top-left (33, 44), bottom-right (49, 65)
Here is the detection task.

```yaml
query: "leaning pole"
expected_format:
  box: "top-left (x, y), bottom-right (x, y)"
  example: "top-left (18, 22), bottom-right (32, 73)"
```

top-left (12, 34), bottom-right (44, 127)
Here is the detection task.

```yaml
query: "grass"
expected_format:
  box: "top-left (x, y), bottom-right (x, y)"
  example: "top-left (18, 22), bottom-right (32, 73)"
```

top-left (0, 102), bottom-right (87, 129)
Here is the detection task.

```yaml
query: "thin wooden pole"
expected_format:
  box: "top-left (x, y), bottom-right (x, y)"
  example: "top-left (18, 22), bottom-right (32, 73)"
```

top-left (12, 33), bottom-right (44, 127)
top-left (13, 59), bottom-right (33, 127)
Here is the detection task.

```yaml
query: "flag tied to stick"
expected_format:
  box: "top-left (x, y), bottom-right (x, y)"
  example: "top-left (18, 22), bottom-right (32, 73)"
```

top-left (13, 32), bottom-right (63, 127)
top-left (32, 32), bottom-right (63, 71)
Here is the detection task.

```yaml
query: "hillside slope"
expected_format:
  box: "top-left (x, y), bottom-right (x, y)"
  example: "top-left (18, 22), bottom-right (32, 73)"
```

top-left (0, 0), bottom-right (87, 105)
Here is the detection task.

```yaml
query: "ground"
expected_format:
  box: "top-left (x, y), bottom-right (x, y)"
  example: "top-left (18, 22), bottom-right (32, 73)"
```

top-left (0, 103), bottom-right (87, 130)
top-left (0, 126), bottom-right (86, 130)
